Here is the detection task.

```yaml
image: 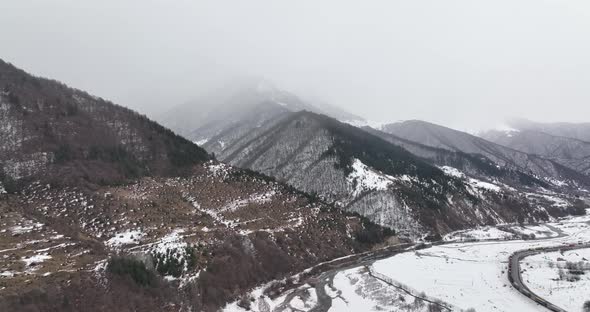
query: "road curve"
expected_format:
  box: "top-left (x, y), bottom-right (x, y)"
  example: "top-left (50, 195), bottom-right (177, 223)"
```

top-left (268, 221), bottom-right (587, 312)
top-left (508, 243), bottom-right (590, 312)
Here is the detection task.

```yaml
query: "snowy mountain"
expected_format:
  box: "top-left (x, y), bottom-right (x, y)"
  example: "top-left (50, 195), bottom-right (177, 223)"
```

top-left (201, 111), bottom-right (580, 238)
top-left (481, 121), bottom-right (590, 176)
top-left (508, 118), bottom-right (590, 142)
top-left (380, 120), bottom-right (590, 188)
top-left (364, 127), bottom-right (551, 188)
top-left (158, 78), bottom-right (365, 144)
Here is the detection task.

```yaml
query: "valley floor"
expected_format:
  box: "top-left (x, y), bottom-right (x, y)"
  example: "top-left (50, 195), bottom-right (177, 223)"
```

top-left (225, 213), bottom-right (590, 312)
top-left (522, 248), bottom-right (590, 311)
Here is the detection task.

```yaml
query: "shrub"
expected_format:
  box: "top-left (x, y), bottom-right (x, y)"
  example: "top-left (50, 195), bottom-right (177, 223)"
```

top-left (153, 246), bottom-right (197, 278)
top-left (107, 256), bottom-right (156, 287)
top-left (354, 216), bottom-right (395, 244)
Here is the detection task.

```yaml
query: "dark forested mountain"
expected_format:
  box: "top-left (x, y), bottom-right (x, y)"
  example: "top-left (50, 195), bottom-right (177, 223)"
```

top-left (0, 60), bottom-right (390, 312)
top-left (201, 111), bottom-right (579, 237)
top-left (380, 120), bottom-right (590, 188)
top-left (0, 59), bottom-right (210, 189)
top-left (481, 122), bottom-right (590, 176)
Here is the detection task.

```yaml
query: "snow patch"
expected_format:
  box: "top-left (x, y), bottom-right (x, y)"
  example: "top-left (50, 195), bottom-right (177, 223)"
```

top-left (193, 138), bottom-right (209, 146)
top-left (439, 166), bottom-right (465, 178)
top-left (105, 229), bottom-right (145, 248)
top-left (21, 253), bottom-right (52, 268)
top-left (347, 158), bottom-right (395, 197)
top-left (10, 221), bottom-right (44, 235)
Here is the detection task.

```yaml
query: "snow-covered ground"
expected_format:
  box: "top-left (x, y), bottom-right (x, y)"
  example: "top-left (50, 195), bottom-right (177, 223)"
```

top-left (224, 214), bottom-right (590, 312)
top-left (443, 223), bottom-right (559, 242)
top-left (372, 216), bottom-right (590, 312)
top-left (224, 267), bottom-right (453, 312)
top-left (347, 158), bottom-right (395, 197)
top-left (105, 229), bottom-right (145, 248)
top-left (443, 226), bottom-right (515, 242)
top-left (522, 248), bottom-right (590, 312)
top-left (329, 267), bottom-right (446, 312)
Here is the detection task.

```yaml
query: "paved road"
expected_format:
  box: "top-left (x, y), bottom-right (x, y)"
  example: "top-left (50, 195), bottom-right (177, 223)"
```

top-left (509, 243), bottom-right (590, 312)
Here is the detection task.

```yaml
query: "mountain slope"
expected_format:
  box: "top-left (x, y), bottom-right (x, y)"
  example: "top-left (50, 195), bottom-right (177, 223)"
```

top-left (158, 79), bottom-right (365, 144)
top-left (508, 118), bottom-right (590, 142)
top-left (363, 127), bottom-right (550, 189)
top-left (203, 111), bottom-right (570, 237)
top-left (0, 60), bottom-right (392, 312)
top-left (0, 59), bottom-right (210, 189)
top-left (380, 120), bottom-right (590, 188)
top-left (481, 126), bottom-right (590, 176)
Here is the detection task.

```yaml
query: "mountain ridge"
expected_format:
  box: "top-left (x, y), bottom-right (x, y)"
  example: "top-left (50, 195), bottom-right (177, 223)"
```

top-left (380, 119), bottom-right (590, 188)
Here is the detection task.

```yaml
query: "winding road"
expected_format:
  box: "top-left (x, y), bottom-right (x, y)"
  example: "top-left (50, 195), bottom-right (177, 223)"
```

top-left (509, 243), bottom-right (590, 312)
top-left (265, 220), bottom-right (590, 312)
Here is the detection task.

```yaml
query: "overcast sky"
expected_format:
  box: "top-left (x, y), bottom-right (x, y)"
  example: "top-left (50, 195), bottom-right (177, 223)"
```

top-left (1, 0), bottom-right (590, 131)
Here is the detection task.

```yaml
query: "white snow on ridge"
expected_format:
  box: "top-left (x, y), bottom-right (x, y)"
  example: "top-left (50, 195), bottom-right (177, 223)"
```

top-left (194, 138), bottom-right (209, 146)
top-left (545, 177), bottom-right (569, 187)
top-left (106, 229), bottom-right (145, 248)
top-left (439, 166), bottom-right (465, 178)
top-left (10, 221), bottom-right (44, 235)
top-left (21, 253), bottom-right (52, 269)
top-left (494, 123), bottom-right (520, 133)
top-left (341, 119), bottom-right (390, 130)
top-left (347, 159), bottom-right (395, 197)
top-left (206, 161), bottom-right (231, 177)
top-left (469, 178), bottom-right (501, 192)
top-left (151, 229), bottom-right (187, 255)
top-left (440, 166), bottom-right (502, 193)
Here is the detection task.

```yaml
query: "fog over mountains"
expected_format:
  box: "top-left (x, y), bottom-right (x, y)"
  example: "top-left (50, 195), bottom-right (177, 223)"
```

top-left (2, 2), bottom-right (590, 311)
top-left (3, 1), bottom-right (590, 130)
top-left (1, 58), bottom-right (590, 312)
top-left (160, 78), bottom-right (590, 237)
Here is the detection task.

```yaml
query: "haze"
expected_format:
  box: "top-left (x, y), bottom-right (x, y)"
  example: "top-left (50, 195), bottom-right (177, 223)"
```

top-left (2, 0), bottom-right (590, 131)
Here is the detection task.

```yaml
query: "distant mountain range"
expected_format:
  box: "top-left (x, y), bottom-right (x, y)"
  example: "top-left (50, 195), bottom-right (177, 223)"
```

top-left (160, 79), bottom-right (589, 239)
top-left (379, 120), bottom-right (590, 187)
top-left (480, 119), bottom-right (590, 176)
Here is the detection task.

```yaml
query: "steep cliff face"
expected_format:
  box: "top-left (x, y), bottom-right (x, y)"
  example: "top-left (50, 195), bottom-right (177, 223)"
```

top-left (0, 59), bottom-right (210, 188)
top-left (204, 111), bottom-right (569, 237)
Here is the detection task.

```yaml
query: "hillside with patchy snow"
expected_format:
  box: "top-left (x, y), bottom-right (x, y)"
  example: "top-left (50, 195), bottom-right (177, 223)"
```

top-left (198, 111), bottom-right (578, 238)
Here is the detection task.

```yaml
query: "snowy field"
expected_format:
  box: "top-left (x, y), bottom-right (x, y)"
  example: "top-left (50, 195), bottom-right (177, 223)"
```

top-left (372, 216), bottom-right (590, 312)
top-left (443, 224), bottom-right (560, 242)
top-left (225, 214), bottom-right (590, 312)
top-left (522, 248), bottom-right (590, 312)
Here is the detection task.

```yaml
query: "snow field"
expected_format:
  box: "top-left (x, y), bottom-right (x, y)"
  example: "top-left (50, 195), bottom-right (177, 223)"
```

top-left (522, 248), bottom-right (590, 311)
